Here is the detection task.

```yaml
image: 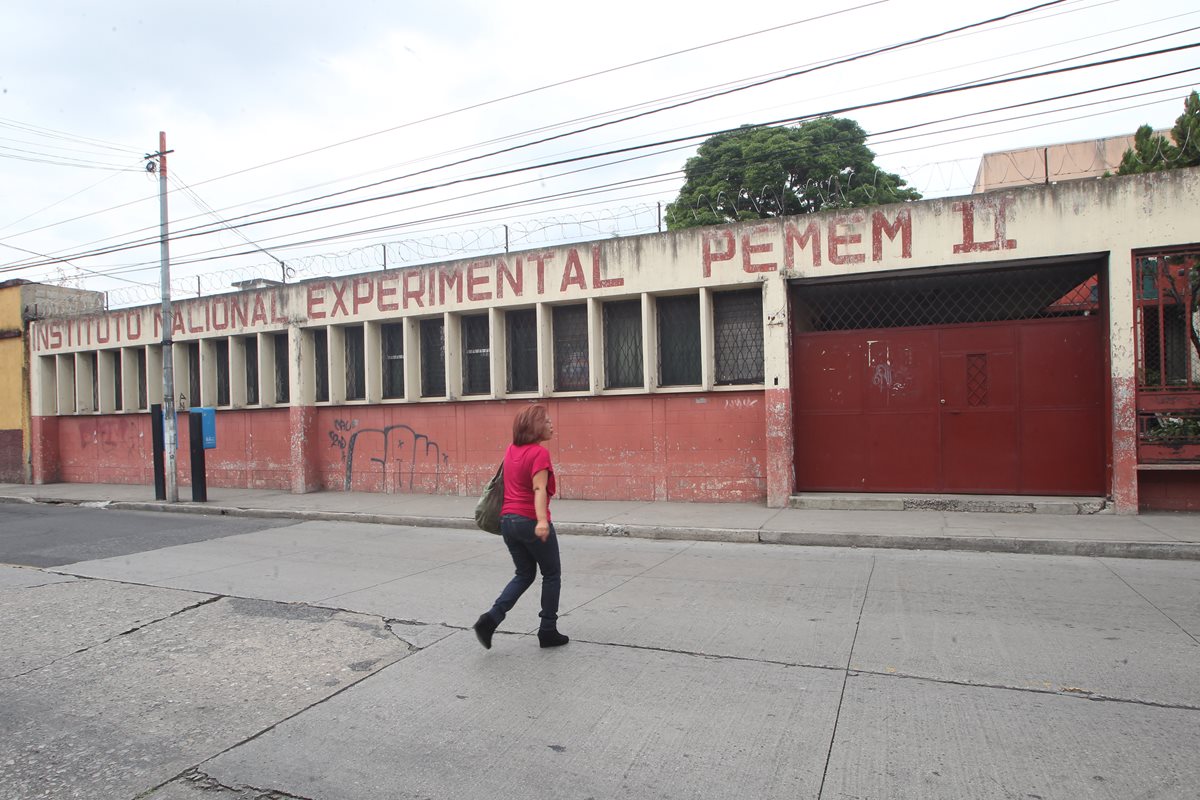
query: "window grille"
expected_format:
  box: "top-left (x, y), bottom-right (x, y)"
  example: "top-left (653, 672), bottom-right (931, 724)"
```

top-left (553, 305), bottom-right (589, 391)
top-left (85, 352), bottom-right (97, 412)
top-left (382, 322), bottom-right (404, 399)
top-left (215, 339), bottom-right (230, 407)
top-left (136, 348), bottom-right (147, 410)
top-left (794, 262), bottom-right (1099, 332)
top-left (461, 315), bottom-right (491, 395)
top-left (421, 318), bottom-right (446, 397)
top-left (714, 289), bottom-right (764, 385)
top-left (1136, 250), bottom-right (1199, 391)
top-left (507, 309), bottom-right (538, 393)
top-left (657, 294), bottom-right (701, 386)
top-left (244, 337), bottom-right (259, 405)
top-left (111, 351), bottom-right (122, 411)
top-left (313, 329), bottom-right (329, 403)
top-left (345, 325), bottom-right (365, 401)
top-left (1133, 247), bottom-right (1200, 462)
top-left (274, 332), bottom-right (290, 404)
top-left (604, 300), bottom-right (643, 389)
top-left (187, 342), bottom-right (200, 408)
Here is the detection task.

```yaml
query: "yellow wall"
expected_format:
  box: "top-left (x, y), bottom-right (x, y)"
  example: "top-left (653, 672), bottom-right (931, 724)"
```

top-left (0, 285), bottom-right (29, 433)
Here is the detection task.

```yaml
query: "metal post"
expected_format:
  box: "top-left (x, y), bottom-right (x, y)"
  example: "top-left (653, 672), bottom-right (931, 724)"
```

top-left (157, 131), bottom-right (178, 503)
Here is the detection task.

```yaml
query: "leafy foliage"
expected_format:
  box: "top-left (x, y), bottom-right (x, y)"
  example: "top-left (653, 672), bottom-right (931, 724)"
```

top-left (1117, 90), bottom-right (1200, 174)
top-left (665, 120), bottom-right (920, 230)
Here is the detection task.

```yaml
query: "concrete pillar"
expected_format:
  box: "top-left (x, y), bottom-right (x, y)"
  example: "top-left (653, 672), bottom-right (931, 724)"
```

top-left (288, 325), bottom-right (320, 493)
top-left (1107, 249), bottom-right (1139, 514)
top-left (762, 275), bottom-right (794, 508)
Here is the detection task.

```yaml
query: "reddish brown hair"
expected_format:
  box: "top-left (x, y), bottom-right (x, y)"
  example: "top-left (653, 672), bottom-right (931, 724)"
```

top-left (512, 404), bottom-right (549, 445)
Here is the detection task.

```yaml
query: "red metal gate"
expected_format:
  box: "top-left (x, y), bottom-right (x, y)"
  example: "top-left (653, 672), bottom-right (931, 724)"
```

top-left (792, 316), bottom-right (1105, 495)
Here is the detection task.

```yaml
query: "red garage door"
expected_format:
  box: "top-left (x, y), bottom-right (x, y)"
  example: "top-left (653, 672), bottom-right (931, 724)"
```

top-left (791, 265), bottom-right (1107, 496)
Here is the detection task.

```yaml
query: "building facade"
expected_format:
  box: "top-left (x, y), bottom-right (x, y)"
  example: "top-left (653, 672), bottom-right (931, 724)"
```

top-left (0, 280), bottom-right (104, 483)
top-left (25, 168), bottom-right (1200, 512)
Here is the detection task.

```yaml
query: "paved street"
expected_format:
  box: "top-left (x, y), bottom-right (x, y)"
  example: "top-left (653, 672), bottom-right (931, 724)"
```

top-left (2, 503), bottom-right (1199, 799)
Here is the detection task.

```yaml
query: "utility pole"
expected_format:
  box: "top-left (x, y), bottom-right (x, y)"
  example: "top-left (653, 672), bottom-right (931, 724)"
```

top-left (150, 132), bottom-right (178, 502)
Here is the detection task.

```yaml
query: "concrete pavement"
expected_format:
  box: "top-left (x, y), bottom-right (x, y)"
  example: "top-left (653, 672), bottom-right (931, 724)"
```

top-left (3, 505), bottom-right (1199, 799)
top-left (1, 481), bottom-right (1198, 559)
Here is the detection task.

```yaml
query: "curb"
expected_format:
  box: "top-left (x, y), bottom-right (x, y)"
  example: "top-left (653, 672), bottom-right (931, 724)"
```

top-left (3, 494), bottom-right (1197, 561)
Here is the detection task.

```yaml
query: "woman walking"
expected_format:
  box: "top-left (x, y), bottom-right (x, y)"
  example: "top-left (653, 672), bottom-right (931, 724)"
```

top-left (473, 404), bottom-right (569, 649)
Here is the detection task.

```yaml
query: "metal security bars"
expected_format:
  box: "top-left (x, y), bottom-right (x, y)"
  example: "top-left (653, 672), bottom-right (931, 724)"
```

top-left (110, 351), bottom-right (122, 411)
top-left (136, 347), bottom-right (147, 409)
top-left (794, 262), bottom-right (1100, 332)
top-left (313, 329), bottom-right (329, 403)
top-left (657, 294), bottom-right (701, 386)
top-left (461, 314), bottom-right (490, 395)
top-left (215, 339), bottom-right (230, 407)
top-left (381, 323), bottom-right (404, 399)
top-left (603, 300), bottom-right (642, 389)
top-left (245, 337), bottom-right (259, 405)
top-left (345, 325), bottom-right (365, 401)
top-left (714, 289), bottom-right (764, 385)
top-left (507, 309), bottom-right (538, 393)
top-left (273, 332), bottom-right (290, 404)
top-left (420, 318), bottom-right (446, 398)
top-left (553, 305), bottom-right (589, 392)
top-left (1134, 247), bottom-right (1200, 462)
top-left (187, 342), bottom-right (201, 407)
top-left (1136, 249), bottom-right (1200, 391)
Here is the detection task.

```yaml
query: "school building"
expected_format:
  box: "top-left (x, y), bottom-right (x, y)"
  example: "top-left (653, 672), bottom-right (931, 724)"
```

top-left (19, 167), bottom-right (1200, 513)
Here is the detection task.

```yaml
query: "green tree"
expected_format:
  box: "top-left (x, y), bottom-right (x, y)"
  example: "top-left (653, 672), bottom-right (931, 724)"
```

top-left (1117, 90), bottom-right (1200, 174)
top-left (664, 119), bottom-right (920, 230)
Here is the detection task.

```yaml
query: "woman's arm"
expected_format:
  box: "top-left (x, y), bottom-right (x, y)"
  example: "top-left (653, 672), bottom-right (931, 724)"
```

top-left (532, 468), bottom-right (550, 541)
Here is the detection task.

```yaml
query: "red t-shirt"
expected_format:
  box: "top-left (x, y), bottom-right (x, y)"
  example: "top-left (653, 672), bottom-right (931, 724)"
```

top-left (501, 443), bottom-right (556, 521)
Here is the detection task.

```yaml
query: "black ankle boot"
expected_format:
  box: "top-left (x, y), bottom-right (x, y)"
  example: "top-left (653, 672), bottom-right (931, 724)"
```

top-left (538, 629), bottom-right (569, 648)
top-left (473, 614), bottom-right (498, 649)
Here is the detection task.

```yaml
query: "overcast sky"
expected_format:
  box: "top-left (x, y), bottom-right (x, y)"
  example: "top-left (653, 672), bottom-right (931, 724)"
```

top-left (2, 0), bottom-right (1197, 307)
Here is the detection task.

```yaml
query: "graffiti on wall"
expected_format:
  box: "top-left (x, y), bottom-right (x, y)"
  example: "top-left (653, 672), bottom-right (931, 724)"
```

top-left (79, 417), bottom-right (142, 457)
top-left (328, 418), bottom-right (449, 491)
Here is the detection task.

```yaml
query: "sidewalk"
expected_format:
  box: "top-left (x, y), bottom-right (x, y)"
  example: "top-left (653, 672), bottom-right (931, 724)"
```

top-left (2, 481), bottom-right (1198, 560)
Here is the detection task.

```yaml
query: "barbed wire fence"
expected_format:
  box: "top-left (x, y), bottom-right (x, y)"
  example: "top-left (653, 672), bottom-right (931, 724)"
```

top-left (36, 123), bottom-right (1200, 317)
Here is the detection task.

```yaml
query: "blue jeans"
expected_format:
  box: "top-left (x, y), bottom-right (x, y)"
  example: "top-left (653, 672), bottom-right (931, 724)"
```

top-left (487, 514), bottom-right (561, 631)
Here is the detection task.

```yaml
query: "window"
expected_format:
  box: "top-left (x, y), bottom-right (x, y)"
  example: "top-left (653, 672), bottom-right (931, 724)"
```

top-left (136, 348), bottom-right (147, 410)
top-left (274, 332), bottom-right (290, 404)
top-left (244, 337), bottom-right (259, 405)
top-left (714, 289), bottom-right (764, 385)
top-left (657, 295), bottom-right (701, 386)
top-left (382, 322), bottom-right (404, 399)
top-left (603, 300), bottom-right (643, 389)
top-left (420, 318), bottom-right (446, 397)
top-left (461, 315), bottom-right (490, 395)
top-left (345, 325), bottom-right (365, 401)
top-left (507, 309), bottom-right (538, 393)
top-left (553, 305), bottom-right (589, 391)
top-left (215, 338), bottom-right (230, 407)
top-left (111, 351), bottom-right (122, 411)
top-left (313, 329), bottom-right (329, 403)
top-left (85, 352), bottom-right (98, 412)
top-left (187, 342), bottom-right (200, 408)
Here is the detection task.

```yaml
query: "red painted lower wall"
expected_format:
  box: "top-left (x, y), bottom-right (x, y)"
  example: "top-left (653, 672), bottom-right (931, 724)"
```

top-left (34, 391), bottom-right (769, 502)
top-left (1138, 471), bottom-right (1200, 512)
top-left (0, 428), bottom-right (24, 483)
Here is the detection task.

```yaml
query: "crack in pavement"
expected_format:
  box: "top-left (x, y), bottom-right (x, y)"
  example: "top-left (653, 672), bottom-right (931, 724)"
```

top-left (1096, 558), bottom-right (1200, 648)
top-left (141, 768), bottom-right (315, 799)
top-left (2, 592), bottom-right (222, 682)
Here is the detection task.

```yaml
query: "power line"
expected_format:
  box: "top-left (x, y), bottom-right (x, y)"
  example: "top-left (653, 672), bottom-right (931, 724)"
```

top-left (0, 0), bottom-right (1068, 258)
top-left (11, 36), bottom-right (1194, 275)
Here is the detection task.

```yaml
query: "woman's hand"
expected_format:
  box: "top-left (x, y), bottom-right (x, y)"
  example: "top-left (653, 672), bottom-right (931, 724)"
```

top-left (532, 469), bottom-right (551, 541)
